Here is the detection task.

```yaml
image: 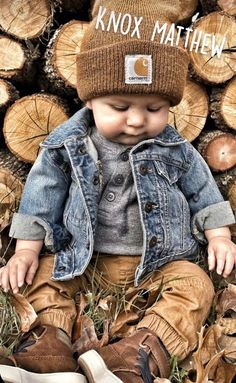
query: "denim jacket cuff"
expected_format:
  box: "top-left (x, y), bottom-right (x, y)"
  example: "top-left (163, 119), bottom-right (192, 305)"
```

top-left (9, 213), bottom-right (54, 249)
top-left (192, 201), bottom-right (235, 244)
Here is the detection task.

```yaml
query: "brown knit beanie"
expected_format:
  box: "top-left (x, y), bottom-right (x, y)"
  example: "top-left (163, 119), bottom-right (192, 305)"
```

top-left (77, 0), bottom-right (189, 106)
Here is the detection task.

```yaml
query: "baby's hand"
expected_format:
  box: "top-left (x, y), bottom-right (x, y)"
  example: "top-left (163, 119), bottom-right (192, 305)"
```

top-left (207, 237), bottom-right (236, 278)
top-left (0, 249), bottom-right (39, 294)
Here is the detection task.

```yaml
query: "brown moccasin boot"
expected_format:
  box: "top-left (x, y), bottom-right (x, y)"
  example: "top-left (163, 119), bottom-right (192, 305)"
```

top-left (78, 328), bottom-right (170, 383)
top-left (0, 325), bottom-right (87, 383)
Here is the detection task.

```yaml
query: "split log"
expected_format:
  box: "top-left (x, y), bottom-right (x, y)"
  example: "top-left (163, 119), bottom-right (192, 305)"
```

top-left (196, 130), bottom-right (236, 172)
top-left (168, 80), bottom-right (209, 142)
top-left (200, 0), bottom-right (236, 16)
top-left (0, 80), bottom-right (19, 115)
top-left (177, 0), bottom-right (199, 24)
top-left (188, 12), bottom-right (236, 84)
top-left (3, 94), bottom-right (70, 163)
top-left (210, 77), bottom-right (236, 132)
top-left (43, 20), bottom-right (89, 96)
top-left (0, 0), bottom-right (53, 40)
top-left (0, 35), bottom-right (38, 83)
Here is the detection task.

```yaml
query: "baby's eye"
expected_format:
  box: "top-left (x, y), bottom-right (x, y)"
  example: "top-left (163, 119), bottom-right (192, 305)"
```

top-left (111, 105), bottom-right (128, 111)
top-left (147, 107), bottom-right (161, 112)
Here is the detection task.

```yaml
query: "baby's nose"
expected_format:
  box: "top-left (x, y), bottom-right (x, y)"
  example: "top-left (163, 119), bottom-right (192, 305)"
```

top-left (127, 109), bottom-right (145, 127)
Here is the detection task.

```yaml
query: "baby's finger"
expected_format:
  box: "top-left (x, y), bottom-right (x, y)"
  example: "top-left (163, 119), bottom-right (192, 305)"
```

top-left (208, 249), bottom-right (216, 271)
top-left (1, 268), bottom-right (10, 292)
top-left (17, 263), bottom-right (28, 290)
top-left (216, 253), bottom-right (226, 275)
top-left (9, 266), bottom-right (19, 293)
top-left (25, 259), bottom-right (39, 285)
top-left (223, 253), bottom-right (236, 278)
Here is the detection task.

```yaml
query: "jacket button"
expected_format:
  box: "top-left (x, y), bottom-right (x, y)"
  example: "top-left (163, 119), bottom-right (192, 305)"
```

top-left (93, 175), bottom-right (99, 185)
top-left (145, 202), bottom-right (153, 213)
top-left (139, 164), bottom-right (148, 175)
top-left (120, 152), bottom-right (129, 161)
top-left (79, 146), bottom-right (86, 154)
top-left (106, 191), bottom-right (115, 202)
top-left (149, 236), bottom-right (158, 248)
top-left (114, 174), bottom-right (124, 185)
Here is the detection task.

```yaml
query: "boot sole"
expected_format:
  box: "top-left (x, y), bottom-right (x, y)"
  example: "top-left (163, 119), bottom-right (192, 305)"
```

top-left (78, 350), bottom-right (123, 383)
top-left (0, 366), bottom-right (87, 383)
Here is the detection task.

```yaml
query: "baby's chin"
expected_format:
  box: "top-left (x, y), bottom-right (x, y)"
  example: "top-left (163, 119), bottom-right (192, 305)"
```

top-left (111, 133), bottom-right (149, 146)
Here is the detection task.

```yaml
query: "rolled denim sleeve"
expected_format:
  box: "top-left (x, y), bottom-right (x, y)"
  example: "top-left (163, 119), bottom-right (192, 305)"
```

top-left (9, 147), bottom-right (71, 251)
top-left (178, 145), bottom-right (235, 243)
top-left (9, 213), bottom-right (46, 240)
top-left (192, 201), bottom-right (235, 243)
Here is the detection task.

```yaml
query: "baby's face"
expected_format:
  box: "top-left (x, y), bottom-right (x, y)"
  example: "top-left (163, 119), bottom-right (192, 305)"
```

top-left (86, 94), bottom-right (170, 146)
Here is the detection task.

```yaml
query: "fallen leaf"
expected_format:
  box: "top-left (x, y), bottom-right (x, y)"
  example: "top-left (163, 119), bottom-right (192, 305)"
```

top-left (10, 293), bottom-right (38, 333)
top-left (110, 311), bottom-right (139, 338)
top-left (72, 315), bottom-right (109, 356)
top-left (215, 284), bottom-right (236, 319)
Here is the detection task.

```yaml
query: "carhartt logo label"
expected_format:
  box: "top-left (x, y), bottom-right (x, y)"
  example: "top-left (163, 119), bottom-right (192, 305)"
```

top-left (125, 55), bottom-right (152, 84)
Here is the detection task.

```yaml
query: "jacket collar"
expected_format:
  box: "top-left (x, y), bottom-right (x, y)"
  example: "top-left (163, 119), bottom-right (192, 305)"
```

top-left (41, 107), bottom-right (186, 148)
top-left (41, 107), bottom-right (93, 148)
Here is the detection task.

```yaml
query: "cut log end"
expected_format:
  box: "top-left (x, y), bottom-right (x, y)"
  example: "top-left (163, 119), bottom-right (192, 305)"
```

top-left (210, 77), bottom-right (236, 132)
top-left (204, 134), bottom-right (236, 172)
top-left (178, 0), bottom-right (199, 24)
top-left (169, 80), bottom-right (209, 142)
top-left (0, 0), bottom-right (52, 40)
top-left (3, 94), bottom-right (70, 163)
top-left (44, 20), bottom-right (89, 89)
top-left (218, 0), bottom-right (236, 15)
top-left (0, 36), bottom-right (25, 79)
top-left (189, 12), bottom-right (236, 84)
top-left (0, 80), bottom-right (19, 113)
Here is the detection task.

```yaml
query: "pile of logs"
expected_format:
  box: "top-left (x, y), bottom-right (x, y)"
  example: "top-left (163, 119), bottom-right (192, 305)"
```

top-left (0, 0), bottom-right (235, 256)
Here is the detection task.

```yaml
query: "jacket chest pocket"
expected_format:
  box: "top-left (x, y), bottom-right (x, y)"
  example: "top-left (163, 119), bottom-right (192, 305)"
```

top-left (153, 160), bottom-right (184, 185)
top-left (153, 160), bottom-right (192, 250)
top-left (64, 177), bottom-right (87, 228)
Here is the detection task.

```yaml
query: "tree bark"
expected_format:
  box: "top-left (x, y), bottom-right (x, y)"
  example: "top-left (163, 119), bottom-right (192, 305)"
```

top-left (168, 80), bottom-right (209, 142)
top-left (188, 12), bottom-right (236, 84)
top-left (43, 20), bottom-right (89, 96)
top-left (210, 77), bottom-right (236, 132)
top-left (196, 130), bottom-right (236, 172)
top-left (3, 94), bottom-right (70, 163)
top-left (0, 0), bottom-right (54, 40)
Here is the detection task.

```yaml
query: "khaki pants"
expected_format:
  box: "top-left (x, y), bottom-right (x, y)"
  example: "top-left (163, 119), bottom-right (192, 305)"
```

top-left (25, 254), bottom-right (214, 361)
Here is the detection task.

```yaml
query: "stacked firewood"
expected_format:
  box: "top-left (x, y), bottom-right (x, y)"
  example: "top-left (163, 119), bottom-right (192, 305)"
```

top-left (0, 0), bottom-right (235, 255)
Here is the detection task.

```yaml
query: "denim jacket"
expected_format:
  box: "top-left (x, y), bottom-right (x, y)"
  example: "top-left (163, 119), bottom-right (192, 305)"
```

top-left (10, 107), bottom-right (235, 285)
